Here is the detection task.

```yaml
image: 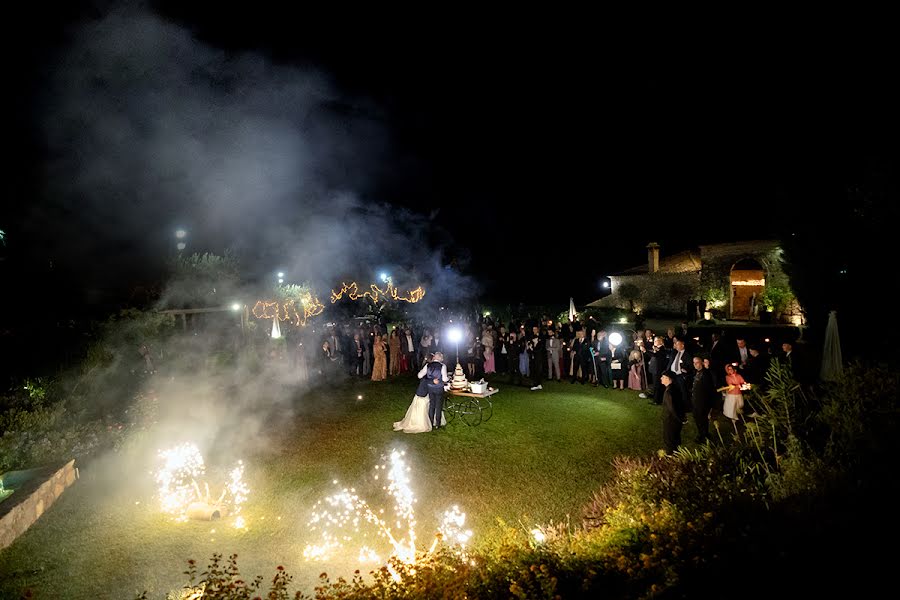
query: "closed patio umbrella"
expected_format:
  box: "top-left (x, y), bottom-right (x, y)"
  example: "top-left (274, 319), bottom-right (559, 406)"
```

top-left (820, 310), bottom-right (842, 381)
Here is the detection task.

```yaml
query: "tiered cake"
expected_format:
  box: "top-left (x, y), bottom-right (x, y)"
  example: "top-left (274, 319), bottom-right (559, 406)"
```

top-left (450, 362), bottom-right (469, 391)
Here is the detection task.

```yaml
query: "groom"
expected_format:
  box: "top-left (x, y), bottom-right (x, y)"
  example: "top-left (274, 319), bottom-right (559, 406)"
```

top-left (418, 351), bottom-right (449, 430)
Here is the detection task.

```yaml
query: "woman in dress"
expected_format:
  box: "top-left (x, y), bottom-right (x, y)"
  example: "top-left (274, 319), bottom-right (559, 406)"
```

top-left (609, 340), bottom-right (627, 390)
top-left (371, 335), bottom-right (387, 381)
top-left (482, 327), bottom-right (495, 374)
top-left (722, 362), bottom-right (747, 421)
top-left (393, 354), bottom-right (446, 433)
top-left (388, 329), bottom-right (402, 376)
top-left (627, 347), bottom-right (645, 391)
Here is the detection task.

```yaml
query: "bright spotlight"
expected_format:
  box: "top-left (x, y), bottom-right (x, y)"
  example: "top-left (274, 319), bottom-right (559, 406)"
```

top-left (278, 278), bottom-right (284, 284)
top-left (380, 272), bottom-right (388, 282)
top-left (176, 242), bottom-right (186, 251)
top-left (175, 229), bottom-right (187, 239)
top-left (609, 332), bottom-right (623, 346)
top-left (602, 281), bottom-right (609, 288)
top-left (277, 272), bottom-right (285, 278)
top-left (447, 328), bottom-right (463, 344)
top-left (230, 303), bottom-right (241, 311)
top-left (531, 529), bottom-right (546, 543)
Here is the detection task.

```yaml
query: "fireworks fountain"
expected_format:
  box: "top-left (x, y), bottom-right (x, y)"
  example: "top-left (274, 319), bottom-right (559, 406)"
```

top-left (303, 450), bottom-right (473, 580)
top-left (154, 443), bottom-right (249, 527)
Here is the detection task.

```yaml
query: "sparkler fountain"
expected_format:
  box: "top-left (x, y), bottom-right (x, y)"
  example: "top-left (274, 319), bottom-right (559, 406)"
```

top-left (303, 450), bottom-right (473, 581)
top-left (154, 443), bottom-right (249, 527)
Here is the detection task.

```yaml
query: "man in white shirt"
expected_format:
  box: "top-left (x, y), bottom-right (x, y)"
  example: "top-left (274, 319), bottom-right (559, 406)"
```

top-left (668, 338), bottom-right (694, 400)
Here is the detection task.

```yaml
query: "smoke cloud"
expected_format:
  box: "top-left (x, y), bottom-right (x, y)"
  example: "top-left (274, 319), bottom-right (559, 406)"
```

top-left (32, 1), bottom-right (479, 500)
top-left (37, 1), bottom-right (464, 294)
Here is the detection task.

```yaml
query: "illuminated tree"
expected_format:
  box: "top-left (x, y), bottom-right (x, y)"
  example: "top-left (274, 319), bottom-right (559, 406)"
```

top-left (617, 283), bottom-right (640, 313)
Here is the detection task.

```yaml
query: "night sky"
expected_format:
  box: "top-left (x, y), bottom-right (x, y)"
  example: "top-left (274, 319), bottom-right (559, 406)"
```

top-left (2, 3), bottom-right (897, 313)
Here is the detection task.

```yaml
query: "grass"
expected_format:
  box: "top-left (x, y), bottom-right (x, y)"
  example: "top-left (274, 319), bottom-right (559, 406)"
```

top-left (0, 374), bottom-right (678, 599)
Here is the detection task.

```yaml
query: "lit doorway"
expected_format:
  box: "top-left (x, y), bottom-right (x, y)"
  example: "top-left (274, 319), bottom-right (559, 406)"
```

top-left (730, 258), bottom-right (765, 320)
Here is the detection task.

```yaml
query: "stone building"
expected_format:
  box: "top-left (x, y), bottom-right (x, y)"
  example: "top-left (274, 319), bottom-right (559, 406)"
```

top-left (587, 240), bottom-right (803, 324)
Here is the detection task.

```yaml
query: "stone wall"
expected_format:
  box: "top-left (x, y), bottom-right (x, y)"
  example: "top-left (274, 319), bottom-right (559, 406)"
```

top-left (698, 241), bottom-right (802, 322)
top-left (0, 460), bottom-right (77, 550)
top-left (592, 272), bottom-right (701, 315)
top-left (698, 240), bottom-right (788, 298)
top-left (589, 241), bottom-right (804, 323)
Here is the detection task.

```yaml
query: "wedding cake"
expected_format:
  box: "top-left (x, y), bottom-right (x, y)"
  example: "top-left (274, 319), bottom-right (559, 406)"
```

top-left (450, 362), bottom-right (469, 391)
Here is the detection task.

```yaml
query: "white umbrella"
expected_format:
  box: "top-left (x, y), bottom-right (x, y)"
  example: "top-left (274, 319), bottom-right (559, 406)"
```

top-left (569, 297), bottom-right (577, 322)
top-left (820, 310), bottom-right (842, 381)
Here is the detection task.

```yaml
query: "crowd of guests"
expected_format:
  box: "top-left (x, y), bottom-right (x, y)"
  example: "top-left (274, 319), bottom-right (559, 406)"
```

top-left (287, 315), bottom-right (804, 452)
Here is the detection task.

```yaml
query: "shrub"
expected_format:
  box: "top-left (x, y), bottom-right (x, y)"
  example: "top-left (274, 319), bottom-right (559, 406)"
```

top-left (817, 362), bottom-right (900, 466)
top-left (581, 307), bottom-right (630, 326)
top-left (0, 402), bottom-right (106, 472)
top-left (759, 285), bottom-right (794, 314)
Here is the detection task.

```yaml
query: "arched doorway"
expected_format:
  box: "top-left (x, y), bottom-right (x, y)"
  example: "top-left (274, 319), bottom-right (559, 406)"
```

top-left (730, 258), bottom-right (766, 320)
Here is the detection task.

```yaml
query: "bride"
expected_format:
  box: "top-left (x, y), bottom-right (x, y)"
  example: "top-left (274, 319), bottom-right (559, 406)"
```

top-left (393, 355), bottom-right (447, 433)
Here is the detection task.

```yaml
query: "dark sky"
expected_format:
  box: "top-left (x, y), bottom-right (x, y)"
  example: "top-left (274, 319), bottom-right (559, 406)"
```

top-left (2, 2), bottom-right (898, 312)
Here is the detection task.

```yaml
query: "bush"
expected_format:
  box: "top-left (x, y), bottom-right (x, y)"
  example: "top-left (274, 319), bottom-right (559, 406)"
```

top-left (817, 362), bottom-right (900, 466)
top-left (581, 307), bottom-right (630, 326)
top-left (0, 402), bottom-right (106, 472)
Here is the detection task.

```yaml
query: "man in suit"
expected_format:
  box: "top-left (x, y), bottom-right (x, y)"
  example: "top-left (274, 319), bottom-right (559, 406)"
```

top-left (528, 325), bottom-right (545, 391)
top-left (668, 338), bottom-right (695, 404)
top-left (402, 327), bottom-right (419, 373)
top-left (419, 351), bottom-right (449, 430)
top-left (649, 337), bottom-right (671, 404)
top-left (691, 356), bottom-right (716, 443)
top-left (735, 336), bottom-right (751, 371)
top-left (660, 371), bottom-right (686, 454)
top-left (326, 327), bottom-right (342, 369)
top-left (780, 339), bottom-right (811, 384)
top-left (546, 329), bottom-right (562, 382)
top-left (594, 330), bottom-right (610, 388)
top-left (569, 329), bottom-right (590, 384)
top-left (744, 345), bottom-right (771, 387)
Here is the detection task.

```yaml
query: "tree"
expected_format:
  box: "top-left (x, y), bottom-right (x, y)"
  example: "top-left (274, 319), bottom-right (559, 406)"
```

top-left (617, 283), bottom-right (641, 312)
top-left (780, 160), bottom-right (898, 363)
top-left (163, 251), bottom-right (241, 308)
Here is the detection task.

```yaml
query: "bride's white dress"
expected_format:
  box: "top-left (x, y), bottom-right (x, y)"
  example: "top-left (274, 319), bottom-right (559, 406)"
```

top-left (393, 394), bottom-right (447, 433)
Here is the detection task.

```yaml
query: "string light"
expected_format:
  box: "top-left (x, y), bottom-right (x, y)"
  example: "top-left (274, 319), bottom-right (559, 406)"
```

top-left (732, 279), bottom-right (766, 286)
top-left (330, 279), bottom-right (425, 305)
top-left (252, 293), bottom-right (325, 327)
top-left (252, 280), bottom-right (425, 329)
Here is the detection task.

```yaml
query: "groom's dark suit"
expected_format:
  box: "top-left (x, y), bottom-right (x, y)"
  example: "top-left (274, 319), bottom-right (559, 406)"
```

top-left (420, 360), bottom-right (448, 429)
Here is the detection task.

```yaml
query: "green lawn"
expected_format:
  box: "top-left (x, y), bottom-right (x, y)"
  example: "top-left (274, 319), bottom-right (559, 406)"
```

top-left (0, 375), bottom-right (677, 599)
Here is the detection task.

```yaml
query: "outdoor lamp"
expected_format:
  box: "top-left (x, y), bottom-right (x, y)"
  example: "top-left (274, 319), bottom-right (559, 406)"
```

top-left (448, 327), bottom-right (463, 364)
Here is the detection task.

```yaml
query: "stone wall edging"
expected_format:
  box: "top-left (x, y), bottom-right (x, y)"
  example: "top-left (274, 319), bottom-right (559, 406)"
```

top-left (0, 460), bottom-right (77, 551)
